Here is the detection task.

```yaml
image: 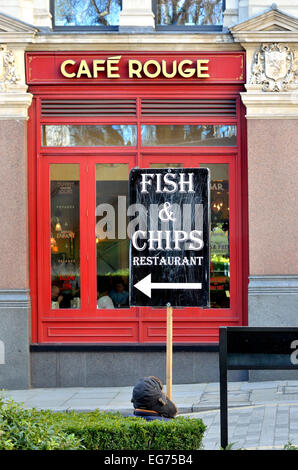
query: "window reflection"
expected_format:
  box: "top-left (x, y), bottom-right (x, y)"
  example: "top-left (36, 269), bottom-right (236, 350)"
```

top-left (142, 125), bottom-right (236, 146)
top-left (54, 0), bottom-right (121, 27)
top-left (156, 0), bottom-right (223, 26)
top-left (96, 164), bottom-right (129, 309)
top-left (50, 164), bottom-right (80, 309)
top-left (149, 163), bottom-right (183, 168)
top-left (42, 125), bottom-right (137, 147)
top-left (201, 163), bottom-right (230, 308)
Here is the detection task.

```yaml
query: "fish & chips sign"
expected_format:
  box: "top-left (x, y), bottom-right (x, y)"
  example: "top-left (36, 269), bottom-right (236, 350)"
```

top-left (129, 168), bottom-right (210, 307)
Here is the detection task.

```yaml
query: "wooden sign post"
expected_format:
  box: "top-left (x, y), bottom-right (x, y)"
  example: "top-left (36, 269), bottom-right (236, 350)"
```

top-left (129, 168), bottom-right (210, 399)
top-left (166, 303), bottom-right (173, 400)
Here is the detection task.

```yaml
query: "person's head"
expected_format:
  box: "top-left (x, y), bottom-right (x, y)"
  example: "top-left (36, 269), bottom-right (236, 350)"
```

top-left (131, 376), bottom-right (177, 418)
top-left (114, 278), bottom-right (125, 293)
top-left (51, 285), bottom-right (60, 300)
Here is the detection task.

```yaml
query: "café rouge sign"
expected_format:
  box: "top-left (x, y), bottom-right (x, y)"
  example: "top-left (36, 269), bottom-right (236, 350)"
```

top-left (60, 55), bottom-right (210, 80)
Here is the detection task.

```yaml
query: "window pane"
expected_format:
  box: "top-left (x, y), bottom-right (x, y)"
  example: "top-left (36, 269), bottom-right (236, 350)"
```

top-left (54, 0), bottom-right (121, 27)
top-left (142, 125), bottom-right (236, 146)
top-left (50, 164), bottom-right (80, 309)
top-left (42, 125), bottom-right (137, 147)
top-left (149, 163), bottom-right (183, 168)
top-left (156, 0), bottom-right (223, 26)
top-left (96, 164), bottom-right (129, 309)
top-left (200, 163), bottom-right (229, 308)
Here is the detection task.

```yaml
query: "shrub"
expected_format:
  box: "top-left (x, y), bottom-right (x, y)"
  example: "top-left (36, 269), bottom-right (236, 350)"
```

top-left (0, 398), bottom-right (206, 450)
top-left (54, 410), bottom-right (206, 450)
top-left (0, 397), bottom-right (83, 450)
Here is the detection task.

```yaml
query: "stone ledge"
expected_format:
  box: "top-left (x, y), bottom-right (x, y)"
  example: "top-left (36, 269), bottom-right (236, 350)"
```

top-left (248, 275), bottom-right (298, 296)
top-left (241, 91), bottom-right (298, 119)
top-left (0, 92), bottom-right (33, 120)
top-left (0, 289), bottom-right (31, 309)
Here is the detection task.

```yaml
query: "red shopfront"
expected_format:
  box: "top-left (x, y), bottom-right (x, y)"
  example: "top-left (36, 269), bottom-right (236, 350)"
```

top-left (26, 51), bottom-right (248, 344)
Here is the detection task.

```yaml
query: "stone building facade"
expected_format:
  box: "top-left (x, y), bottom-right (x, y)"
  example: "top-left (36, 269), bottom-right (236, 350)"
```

top-left (0, 0), bottom-right (297, 388)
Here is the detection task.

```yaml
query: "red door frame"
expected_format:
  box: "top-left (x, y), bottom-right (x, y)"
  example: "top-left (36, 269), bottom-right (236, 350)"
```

top-left (28, 82), bottom-right (248, 344)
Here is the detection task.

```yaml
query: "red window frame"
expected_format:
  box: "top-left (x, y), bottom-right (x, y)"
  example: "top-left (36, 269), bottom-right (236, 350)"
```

top-left (28, 82), bottom-right (248, 344)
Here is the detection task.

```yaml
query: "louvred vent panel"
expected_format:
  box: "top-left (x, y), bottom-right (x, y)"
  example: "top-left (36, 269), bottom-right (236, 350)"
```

top-left (141, 99), bottom-right (236, 116)
top-left (41, 99), bottom-right (236, 117)
top-left (41, 99), bottom-right (137, 116)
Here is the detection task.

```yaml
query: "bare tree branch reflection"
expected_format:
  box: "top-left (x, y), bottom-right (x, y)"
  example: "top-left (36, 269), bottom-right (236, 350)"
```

top-left (156, 0), bottom-right (223, 26)
top-left (54, 0), bottom-right (120, 26)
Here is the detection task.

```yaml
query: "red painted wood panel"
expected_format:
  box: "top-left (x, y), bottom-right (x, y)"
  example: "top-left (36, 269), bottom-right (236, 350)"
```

top-left (27, 53), bottom-right (248, 344)
top-left (26, 52), bottom-right (245, 85)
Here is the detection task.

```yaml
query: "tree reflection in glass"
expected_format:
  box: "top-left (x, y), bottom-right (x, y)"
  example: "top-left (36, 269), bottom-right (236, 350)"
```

top-left (156, 0), bottom-right (223, 26)
top-left (141, 125), bottom-right (236, 146)
top-left (43, 125), bottom-right (137, 147)
top-left (54, 0), bottom-right (121, 27)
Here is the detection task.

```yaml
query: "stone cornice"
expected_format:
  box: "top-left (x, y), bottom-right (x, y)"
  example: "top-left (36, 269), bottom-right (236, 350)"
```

top-left (249, 275), bottom-right (298, 296)
top-left (0, 11), bottom-right (38, 32)
top-left (0, 92), bottom-right (33, 120)
top-left (231, 32), bottom-right (298, 43)
top-left (241, 90), bottom-right (298, 119)
top-left (0, 11), bottom-right (38, 44)
top-left (0, 32), bottom-right (38, 43)
top-left (25, 31), bottom-right (238, 51)
top-left (0, 289), bottom-right (31, 308)
top-left (230, 8), bottom-right (298, 44)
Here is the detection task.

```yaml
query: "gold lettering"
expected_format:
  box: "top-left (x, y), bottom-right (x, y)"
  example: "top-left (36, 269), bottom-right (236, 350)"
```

top-left (178, 60), bottom-right (195, 78)
top-left (143, 60), bottom-right (161, 79)
top-left (107, 56), bottom-right (121, 78)
top-left (60, 57), bottom-right (211, 80)
top-left (128, 60), bottom-right (142, 78)
top-left (197, 59), bottom-right (210, 78)
top-left (60, 59), bottom-right (76, 78)
top-left (77, 60), bottom-right (92, 78)
top-left (161, 60), bottom-right (177, 78)
top-left (93, 60), bottom-right (105, 78)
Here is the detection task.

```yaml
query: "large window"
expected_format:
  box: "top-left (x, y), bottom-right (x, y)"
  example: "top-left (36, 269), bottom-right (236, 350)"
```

top-left (50, 164), bottom-right (81, 309)
top-left (51, 0), bottom-right (121, 29)
top-left (154, 0), bottom-right (224, 29)
top-left (203, 163), bottom-right (230, 308)
top-left (96, 164), bottom-right (129, 309)
top-left (47, 154), bottom-right (231, 314)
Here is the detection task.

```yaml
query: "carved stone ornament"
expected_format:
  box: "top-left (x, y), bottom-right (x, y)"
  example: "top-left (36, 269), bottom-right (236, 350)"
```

top-left (0, 47), bottom-right (20, 92)
top-left (251, 43), bottom-right (298, 92)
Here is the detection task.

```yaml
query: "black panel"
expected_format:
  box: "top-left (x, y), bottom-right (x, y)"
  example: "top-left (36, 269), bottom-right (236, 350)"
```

top-left (227, 329), bottom-right (298, 355)
top-left (129, 168), bottom-right (210, 307)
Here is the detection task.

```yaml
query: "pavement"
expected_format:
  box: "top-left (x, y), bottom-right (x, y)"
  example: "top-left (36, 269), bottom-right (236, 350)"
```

top-left (3, 380), bottom-right (298, 450)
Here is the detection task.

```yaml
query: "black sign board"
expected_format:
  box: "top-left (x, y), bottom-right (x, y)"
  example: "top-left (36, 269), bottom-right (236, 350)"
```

top-left (129, 168), bottom-right (210, 307)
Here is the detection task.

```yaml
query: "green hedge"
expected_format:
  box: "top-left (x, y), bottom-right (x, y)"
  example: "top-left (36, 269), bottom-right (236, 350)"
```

top-left (0, 398), bottom-right (206, 450)
top-left (0, 398), bottom-right (82, 450)
top-left (48, 410), bottom-right (206, 450)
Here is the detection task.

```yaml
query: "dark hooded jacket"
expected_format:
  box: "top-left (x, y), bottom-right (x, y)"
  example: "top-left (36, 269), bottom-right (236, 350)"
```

top-left (131, 376), bottom-right (178, 420)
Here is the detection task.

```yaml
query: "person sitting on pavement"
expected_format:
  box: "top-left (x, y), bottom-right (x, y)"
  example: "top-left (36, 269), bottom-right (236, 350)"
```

top-left (130, 376), bottom-right (178, 421)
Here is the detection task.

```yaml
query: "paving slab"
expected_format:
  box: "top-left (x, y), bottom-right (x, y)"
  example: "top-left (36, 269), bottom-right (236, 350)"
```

top-left (240, 381), bottom-right (283, 390)
top-left (183, 403), bottom-right (298, 450)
